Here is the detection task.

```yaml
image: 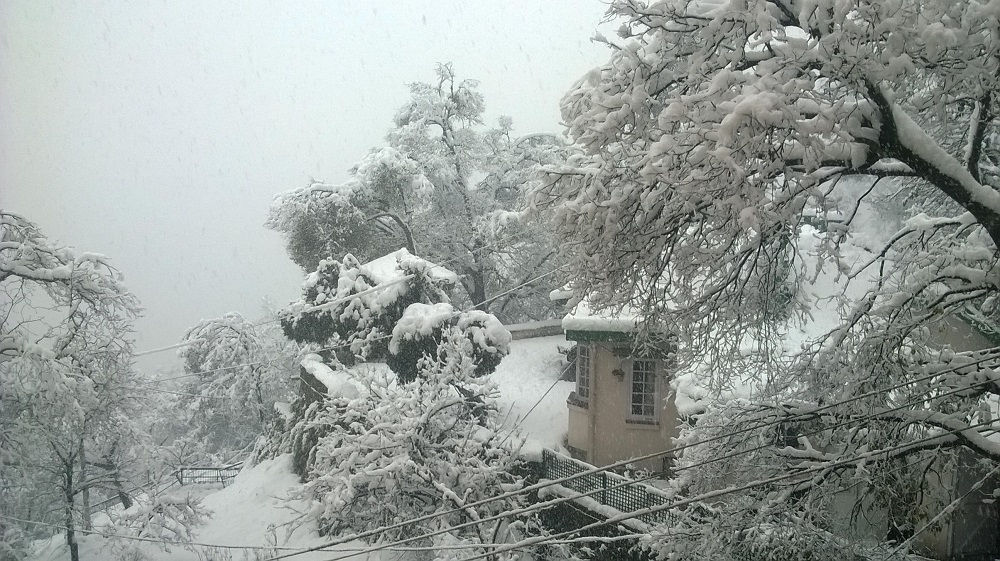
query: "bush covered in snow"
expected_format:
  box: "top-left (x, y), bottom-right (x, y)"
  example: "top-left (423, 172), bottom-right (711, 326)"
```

top-left (280, 252), bottom-right (452, 361)
top-left (647, 401), bottom-right (905, 561)
top-left (295, 332), bottom-right (551, 557)
top-left (280, 250), bottom-right (511, 383)
top-left (109, 494), bottom-right (210, 554)
top-left (387, 303), bottom-right (511, 383)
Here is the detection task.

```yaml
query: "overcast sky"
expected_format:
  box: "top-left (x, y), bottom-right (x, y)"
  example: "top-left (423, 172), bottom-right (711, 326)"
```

top-left (0, 1), bottom-right (614, 373)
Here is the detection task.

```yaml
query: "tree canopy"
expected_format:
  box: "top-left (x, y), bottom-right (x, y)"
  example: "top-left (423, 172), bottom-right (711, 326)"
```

top-left (170, 311), bottom-right (299, 455)
top-left (536, 0), bottom-right (1000, 555)
top-left (280, 249), bottom-right (510, 384)
top-left (1, 212), bottom-right (146, 560)
top-left (268, 64), bottom-right (569, 322)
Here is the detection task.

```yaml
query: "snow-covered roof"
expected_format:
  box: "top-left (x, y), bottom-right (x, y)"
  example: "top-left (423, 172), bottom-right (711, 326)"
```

top-left (300, 354), bottom-right (362, 399)
top-left (361, 248), bottom-right (458, 286)
top-left (561, 299), bottom-right (641, 335)
top-left (549, 287), bottom-right (574, 303)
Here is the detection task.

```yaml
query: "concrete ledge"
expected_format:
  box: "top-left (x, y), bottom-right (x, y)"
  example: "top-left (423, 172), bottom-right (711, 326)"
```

top-left (507, 319), bottom-right (563, 340)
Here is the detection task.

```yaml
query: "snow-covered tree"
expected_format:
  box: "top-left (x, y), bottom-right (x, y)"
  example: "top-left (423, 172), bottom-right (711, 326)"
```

top-left (280, 251), bottom-right (453, 362)
top-left (297, 331), bottom-right (553, 559)
top-left (1, 211), bottom-right (146, 561)
top-left (268, 64), bottom-right (569, 322)
top-left (172, 312), bottom-right (299, 455)
top-left (535, 0), bottom-right (1000, 554)
top-left (109, 494), bottom-right (210, 555)
top-left (280, 250), bottom-right (511, 384)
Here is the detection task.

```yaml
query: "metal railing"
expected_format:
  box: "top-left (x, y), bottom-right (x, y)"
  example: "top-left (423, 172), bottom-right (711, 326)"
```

top-left (539, 448), bottom-right (677, 526)
top-left (174, 462), bottom-right (242, 487)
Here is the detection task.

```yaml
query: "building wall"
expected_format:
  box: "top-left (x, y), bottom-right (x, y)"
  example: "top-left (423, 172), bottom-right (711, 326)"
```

top-left (566, 402), bottom-right (591, 459)
top-left (910, 455), bottom-right (957, 559)
top-left (567, 341), bottom-right (678, 473)
top-left (931, 316), bottom-right (993, 352)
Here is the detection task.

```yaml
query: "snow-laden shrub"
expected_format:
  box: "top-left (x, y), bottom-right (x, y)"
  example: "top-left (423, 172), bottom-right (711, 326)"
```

top-left (110, 494), bottom-right (210, 553)
top-left (282, 251), bottom-right (510, 383)
top-left (387, 303), bottom-right (511, 383)
top-left (298, 331), bottom-right (547, 558)
top-left (0, 522), bottom-right (31, 561)
top-left (280, 252), bottom-right (453, 363)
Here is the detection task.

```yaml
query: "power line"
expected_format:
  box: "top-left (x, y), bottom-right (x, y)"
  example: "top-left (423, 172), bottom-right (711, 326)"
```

top-left (0, 512), bottom-right (635, 555)
top-left (120, 242), bottom-right (1000, 554)
top-left (133, 228), bottom-right (542, 357)
top-left (264, 362), bottom-right (999, 561)
top-left (498, 361), bottom-right (573, 448)
top-left (307, 390), bottom-right (998, 561)
top-left (134, 339), bottom-right (205, 357)
top-left (444, 417), bottom-right (1000, 561)
top-left (0, 514), bottom-right (292, 551)
top-left (671, 376), bottom-right (1000, 476)
top-left (881, 462), bottom-right (1000, 560)
top-left (303, 418), bottom-right (994, 561)
top-left (270, 368), bottom-right (989, 559)
top-left (145, 358), bottom-right (278, 386)
top-left (144, 262), bottom-right (568, 393)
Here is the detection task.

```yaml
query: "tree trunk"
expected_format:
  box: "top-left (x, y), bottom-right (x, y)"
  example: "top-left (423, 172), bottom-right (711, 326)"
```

top-left (78, 439), bottom-right (91, 531)
top-left (103, 452), bottom-right (133, 510)
top-left (253, 368), bottom-right (268, 428)
top-left (467, 265), bottom-right (487, 311)
top-left (64, 462), bottom-right (80, 561)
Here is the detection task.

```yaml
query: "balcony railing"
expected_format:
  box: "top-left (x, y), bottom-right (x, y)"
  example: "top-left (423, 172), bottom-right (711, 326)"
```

top-left (539, 448), bottom-right (677, 527)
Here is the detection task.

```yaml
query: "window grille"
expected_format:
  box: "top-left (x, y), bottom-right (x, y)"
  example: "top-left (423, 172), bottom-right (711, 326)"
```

top-left (576, 343), bottom-right (591, 402)
top-left (629, 359), bottom-right (657, 421)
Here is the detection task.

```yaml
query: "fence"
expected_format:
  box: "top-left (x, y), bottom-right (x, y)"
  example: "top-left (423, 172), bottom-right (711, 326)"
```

top-left (174, 462), bottom-right (242, 487)
top-left (87, 462), bottom-right (240, 515)
top-left (539, 448), bottom-right (677, 527)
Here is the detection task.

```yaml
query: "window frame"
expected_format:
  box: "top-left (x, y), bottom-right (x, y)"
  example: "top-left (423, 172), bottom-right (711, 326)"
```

top-left (575, 342), bottom-right (592, 404)
top-left (626, 357), bottom-right (659, 423)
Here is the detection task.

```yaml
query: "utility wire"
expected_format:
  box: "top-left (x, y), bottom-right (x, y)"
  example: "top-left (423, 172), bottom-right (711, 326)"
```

top-left (881, 462), bottom-right (1000, 560)
top-left (443, 417), bottom-right (1000, 561)
top-left (273, 372), bottom-right (987, 559)
top-left (264, 363), bottom-right (999, 561)
top-left (289, 418), bottom-right (996, 561)
top-left (301, 388), bottom-right (996, 561)
top-left (0, 509), bottom-right (637, 555)
top-left (671, 376), bottom-right (1000, 476)
top-left (498, 361), bottom-right (573, 449)
top-left (122, 236), bottom-right (1000, 556)
top-left (134, 339), bottom-right (207, 357)
top-left (133, 228), bottom-right (541, 357)
top-left (0, 513), bottom-right (518, 554)
top-left (144, 262), bottom-right (567, 394)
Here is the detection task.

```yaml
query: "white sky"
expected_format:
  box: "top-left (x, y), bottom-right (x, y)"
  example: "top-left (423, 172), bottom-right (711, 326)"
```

top-left (0, 1), bottom-right (614, 373)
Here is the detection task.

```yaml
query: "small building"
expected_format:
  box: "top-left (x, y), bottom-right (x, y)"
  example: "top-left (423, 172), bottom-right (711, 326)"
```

top-left (558, 293), bottom-right (999, 560)
top-left (562, 301), bottom-right (678, 473)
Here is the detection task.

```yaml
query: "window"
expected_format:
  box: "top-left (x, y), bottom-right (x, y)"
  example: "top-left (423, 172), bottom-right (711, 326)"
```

top-left (628, 359), bottom-right (657, 421)
top-left (576, 343), bottom-right (591, 403)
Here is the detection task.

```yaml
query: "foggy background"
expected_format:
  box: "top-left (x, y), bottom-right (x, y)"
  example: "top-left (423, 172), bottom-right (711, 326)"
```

top-left (0, 1), bottom-right (613, 373)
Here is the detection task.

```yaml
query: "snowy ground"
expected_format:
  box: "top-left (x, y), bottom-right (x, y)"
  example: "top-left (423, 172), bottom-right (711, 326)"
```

top-left (29, 455), bottom-right (375, 561)
top-left (28, 335), bottom-right (572, 561)
top-left (490, 334), bottom-right (573, 453)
